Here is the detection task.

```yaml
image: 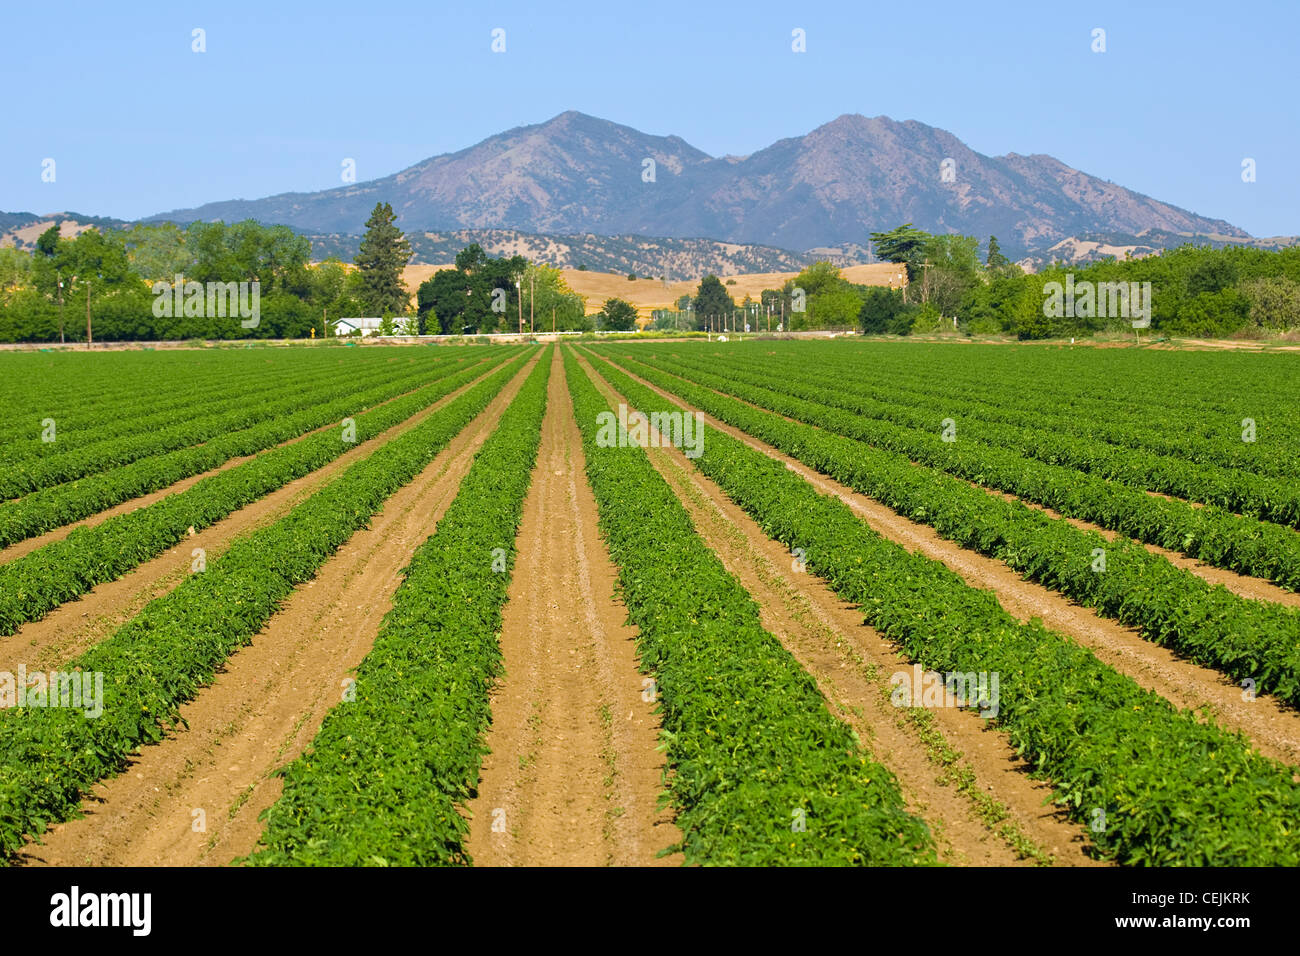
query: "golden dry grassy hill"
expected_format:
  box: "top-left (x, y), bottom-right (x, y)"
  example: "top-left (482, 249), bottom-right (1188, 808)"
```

top-left (398, 262), bottom-right (905, 321)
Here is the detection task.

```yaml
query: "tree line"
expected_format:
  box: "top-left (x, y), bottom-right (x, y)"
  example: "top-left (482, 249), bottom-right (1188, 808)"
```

top-left (0, 202), bottom-right (605, 342)
top-left (650, 224), bottom-right (1300, 340)
top-left (5, 207), bottom-right (1297, 342)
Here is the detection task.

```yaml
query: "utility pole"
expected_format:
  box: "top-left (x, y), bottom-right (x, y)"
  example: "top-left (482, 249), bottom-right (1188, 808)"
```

top-left (529, 271), bottom-right (534, 334)
top-left (552, 305), bottom-right (556, 335)
top-left (85, 280), bottom-right (92, 349)
top-left (516, 278), bottom-right (522, 335)
top-left (57, 272), bottom-right (65, 344)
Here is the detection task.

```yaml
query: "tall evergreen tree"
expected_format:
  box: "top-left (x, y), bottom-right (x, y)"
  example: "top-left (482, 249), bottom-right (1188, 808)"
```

top-left (692, 274), bottom-right (735, 329)
top-left (986, 235), bottom-right (1010, 270)
top-left (354, 202), bottom-right (411, 315)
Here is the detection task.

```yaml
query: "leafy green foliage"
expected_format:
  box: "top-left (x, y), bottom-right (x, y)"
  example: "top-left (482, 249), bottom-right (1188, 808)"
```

top-left (0, 351), bottom-right (525, 635)
top-left (869, 224), bottom-right (932, 282)
top-left (248, 351), bottom-right (552, 865)
top-left (638, 347), bottom-right (1300, 593)
top-left (565, 349), bottom-right (933, 866)
top-left (691, 275), bottom-right (735, 329)
top-left (597, 296), bottom-right (638, 331)
top-left (587, 346), bottom-right (1300, 866)
top-left (616, 347), bottom-right (1300, 706)
top-left (416, 244), bottom-right (528, 335)
top-left (0, 353), bottom-right (470, 501)
top-left (0, 350), bottom-right (535, 859)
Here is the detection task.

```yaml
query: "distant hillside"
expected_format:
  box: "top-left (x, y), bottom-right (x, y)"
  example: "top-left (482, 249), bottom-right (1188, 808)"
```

top-left (145, 110), bottom-right (1251, 260)
top-left (398, 262), bottom-right (906, 319)
top-left (1017, 229), bottom-right (1300, 271)
top-left (0, 212), bottom-right (841, 281)
top-left (308, 229), bottom-right (825, 279)
top-left (6, 210), bottom-right (1293, 282)
top-left (0, 211), bottom-right (130, 249)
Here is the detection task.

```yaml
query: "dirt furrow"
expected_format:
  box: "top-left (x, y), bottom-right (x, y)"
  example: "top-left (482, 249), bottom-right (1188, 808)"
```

top-left (575, 351), bottom-right (1105, 866)
top-left (465, 351), bottom-right (680, 867)
top-left (0, 359), bottom-right (510, 689)
top-left (591, 352), bottom-right (1300, 769)
top-left (17, 354), bottom-right (541, 867)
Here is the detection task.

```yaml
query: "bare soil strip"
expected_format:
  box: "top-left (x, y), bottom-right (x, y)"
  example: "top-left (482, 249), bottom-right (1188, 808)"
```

top-left (0, 359), bottom-right (510, 685)
top-left (17, 355), bottom-right (541, 867)
top-left (593, 353), bottom-right (1300, 769)
top-left (0, 359), bottom-right (493, 567)
top-left (575, 352), bottom-right (1100, 867)
top-left (465, 351), bottom-right (680, 867)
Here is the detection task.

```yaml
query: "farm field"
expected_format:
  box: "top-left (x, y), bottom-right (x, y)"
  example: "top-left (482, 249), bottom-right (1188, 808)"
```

top-left (1, 340), bottom-right (1299, 867)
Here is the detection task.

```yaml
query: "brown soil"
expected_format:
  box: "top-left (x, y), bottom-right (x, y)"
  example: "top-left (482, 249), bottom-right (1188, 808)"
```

top-left (464, 350), bottom-right (680, 866)
top-left (588, 351), bottom-right (1300, 769)
top-left (0, 358), bottom-right (509, 688)
top-left (573, 350), bottom-right (1104, 866)
top-left (17, 354), bottom-right (540, 867)
top-left (0, 357), bottom-right (492, 567)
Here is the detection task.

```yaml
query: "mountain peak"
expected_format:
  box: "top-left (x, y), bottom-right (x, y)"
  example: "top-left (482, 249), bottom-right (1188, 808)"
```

top-left (145, 114), bottom-right (1249, 256)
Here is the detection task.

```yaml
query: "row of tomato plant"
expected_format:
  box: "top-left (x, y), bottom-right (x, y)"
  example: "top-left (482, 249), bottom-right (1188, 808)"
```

top-left (635, 349), bottom-right (1300, 593)
top-left (678, 347), bottom-right (1300, 527)
top-left (0, 351), bottom-right (526, 636)
top-left (816, 340), bottom-right (1297, 425)
top-left (585, 349), bottom-right (1300, 865)
top-left (0, 354), bottom-right (489, 546)
top-left (0, 349), bottom-right (537, 859)
top-left (248, 350), bottom-right (554, 865)
top-left (776, 343), bottom-right (1299, 481)
top-left (562, 348), bottom-right (933, 865)
top-left (0, 358), bottom-right (302, 467)
top-left (588, 349), bottom-right (1300, 708)
top-left (0, 352), bottom-right (478, 497)
top-left (0, 348), bottom-right (410, 454)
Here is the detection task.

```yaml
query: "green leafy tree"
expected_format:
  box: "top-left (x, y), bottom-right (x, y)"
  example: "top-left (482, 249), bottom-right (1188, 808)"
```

top-left (858, 286), bottom-right (905, 334)
top-left (416, 246), bottom-right (525, 334)
top-left (1186, 256), bottom-right (1238, 296)
top-left (455, 243), bottom-right (489, 274)
top-left (692, 275), bottom-right (735, 329)
top-left (799, 286), bottom-right (861, 330)
top-left (870, 224), bottom-right (932, 283)
top-left (598, 297), bottom-right (638, 331)
top-left (0, 247), bottom-right (30, 295)
top-left (919, 234), bottom-right (981, 317)
top-left (1171, 288), bottom-right (1251, 337)
top-left (523, 262), bottom-right (586, 330)
top-left (1241, 275), bottom-right (1300, 331)
top-left (120, 223), bottom-right (191, 280)
top-left (792, 260), bottom-right (844, 297)
top-left (355, 202), bottom-right (411, 315)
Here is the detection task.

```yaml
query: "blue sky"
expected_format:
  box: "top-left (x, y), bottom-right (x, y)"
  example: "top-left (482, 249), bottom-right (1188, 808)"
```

top-left (5, 0), bottom-right (1296, 237)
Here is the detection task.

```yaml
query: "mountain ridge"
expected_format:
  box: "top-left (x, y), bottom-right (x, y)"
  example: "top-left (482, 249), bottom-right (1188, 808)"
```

top-left (140, 111), bottom-right (1247, 259)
